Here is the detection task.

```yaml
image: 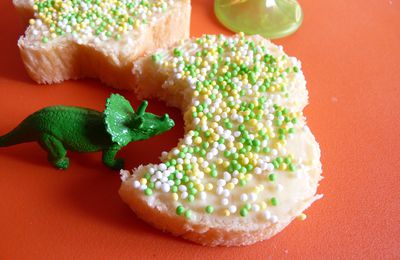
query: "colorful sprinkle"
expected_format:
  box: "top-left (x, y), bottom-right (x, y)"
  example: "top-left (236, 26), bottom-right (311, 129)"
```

top-left (132, 34), bottom-right (306, 222)
top-left (32, 0), bottom-right (174, 43)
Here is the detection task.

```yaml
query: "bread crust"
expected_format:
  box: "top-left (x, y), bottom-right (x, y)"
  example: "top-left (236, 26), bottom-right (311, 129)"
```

top-left (14, 0), bottom-right (191, 89)
top-left (120, 172), bottom-right (320, 247)
top-left (119, 34), bottom-right (323, 246)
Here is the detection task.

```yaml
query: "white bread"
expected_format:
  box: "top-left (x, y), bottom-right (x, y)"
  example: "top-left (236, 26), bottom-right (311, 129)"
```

top-left (13, 0), bottom-right (191, 89)
top-left (119, 34), bottom-right (322, 246)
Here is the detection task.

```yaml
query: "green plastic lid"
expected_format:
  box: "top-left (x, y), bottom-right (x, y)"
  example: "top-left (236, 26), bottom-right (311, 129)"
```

top-left (214, 0), bottom-right (303, 39)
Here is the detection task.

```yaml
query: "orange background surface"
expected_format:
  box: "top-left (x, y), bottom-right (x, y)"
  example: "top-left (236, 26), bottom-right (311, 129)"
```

top-left (0, 0), bottom-right (399, 259)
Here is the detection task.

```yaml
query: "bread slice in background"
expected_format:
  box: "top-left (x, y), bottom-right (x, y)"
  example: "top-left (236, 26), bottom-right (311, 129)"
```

top-left (120, 34), bottom-right (322, 246)
top-left (13, 0), bottom-right (191, 89)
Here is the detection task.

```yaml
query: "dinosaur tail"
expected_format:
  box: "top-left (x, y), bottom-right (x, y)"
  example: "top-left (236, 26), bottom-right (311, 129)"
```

top-left (0, 123), bottom-right (35, 147)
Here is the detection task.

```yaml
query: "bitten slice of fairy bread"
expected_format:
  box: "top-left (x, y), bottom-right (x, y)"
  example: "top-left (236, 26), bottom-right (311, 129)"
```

top-left (119, 34), bottom-right (322, 246)
top-left (13, 0), bottom-right (191, 89)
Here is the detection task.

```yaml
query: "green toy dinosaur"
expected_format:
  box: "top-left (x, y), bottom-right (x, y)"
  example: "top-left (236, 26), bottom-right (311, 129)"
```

top-left (0, 94), bottom-right (175, 170)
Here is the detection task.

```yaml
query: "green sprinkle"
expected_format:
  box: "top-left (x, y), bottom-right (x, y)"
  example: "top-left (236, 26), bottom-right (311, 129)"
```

top-left (144, 188), bottom-right (152, 196)
top-left (240, 208), bottom-right (248, 217)
top-left (270, 197), bottom-right (278, 206)
top-left (176, 205), bottom-right (185, 215)
top-left (187, 194), bottom-right (195, 202)
top-left (184, 210), bottom-right (192, 219)
top-left (182, 175), bottom-right (189, 183)
top-left (205, 205), bottom-right (214, 214)
top-left (152, 54), bottom-right (161, 63)
top-left (42, 37), bottom-right (49, 43)
top-left (173, 48), bottom-right (182, 57)
top-left (268, 173), bottom-right (276, 181)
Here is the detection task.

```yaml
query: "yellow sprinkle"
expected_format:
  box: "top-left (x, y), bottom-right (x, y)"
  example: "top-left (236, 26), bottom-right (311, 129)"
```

top-left (205, 183), bottom-right (213, 191)
top-left (29, 19), bottom-right (35, 25)
top-left (176, 164), bottom-right (183, 171)
top-left (236, 143), bottom-right (244, 149)
top-left (260, 202), bottom-right (267, 210)
top-left (140, 178), bottom-right (147, 185)
top-left (242, 157), bottom-right (249, 165)
top-left (280, 163), bottom-right (287, 171)
top-left (223, 161), bottom-right (229, 168)
top-left (172, 193), bottom-right (178, 201)
top-left (249, 119), bottom-right (257, 126)
top-left (196, 183), bottom-right (204, 192)
top-left (217, 158), bottom-right (224, 165)
top-left (298, 213), bottom-right (307, 221)
top-left (226, 183), bottom-right (235, 190)
top-left (223, 209), bottom-right (230, 216)
top-left (194, 137), bottom-right (202, 144)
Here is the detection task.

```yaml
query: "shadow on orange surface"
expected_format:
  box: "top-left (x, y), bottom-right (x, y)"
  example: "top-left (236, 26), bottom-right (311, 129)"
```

top-left (0, 1), bottom-right (32, 85)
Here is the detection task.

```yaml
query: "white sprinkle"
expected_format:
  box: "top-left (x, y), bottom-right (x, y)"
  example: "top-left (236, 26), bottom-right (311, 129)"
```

top-left (252, 204), bottom-right (260, 212)
top-left (222, 189), bottom-right (230, 197)
top-left (223, 172), bottom-right (232, 181)
top-left (161, 151), bottom-right (168, 159)
top-left (159, 163), bottom-right (167, 171)
top-left (161, 183), bottom-right (170, 193)
top-left (229, 205), bottom-right (237, 213)
top-left (232, 178), bottom-right (239, 184)
top-left (200, 191), bottom-right (207, 201)
top-left (263, 210), bottom-right (272, 220)
top-left (217, 179), bottom-right (226, 187)
top-left (271, 215), bottom-right (279, 223)
top-left (249, 193), bottom-right (257, 202)
top-left (176, 172), bottom-right (183, 179)
top-left (267, 163), bottom-right (274, 172)
top-left (181, 192), bottom-right (188, 199)
top-left (155, 171), bottom-right (163, 179)
top-left (240, 193), bottom-right (248, 202)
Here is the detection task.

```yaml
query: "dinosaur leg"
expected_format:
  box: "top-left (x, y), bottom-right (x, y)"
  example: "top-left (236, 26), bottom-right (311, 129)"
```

top-left (39, 134), bottom-right (69, 169)
top-left (102, 145), bottom-right (124, 170)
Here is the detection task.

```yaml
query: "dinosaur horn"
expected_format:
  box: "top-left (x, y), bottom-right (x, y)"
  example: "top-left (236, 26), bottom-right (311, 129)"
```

top-left (137, 100), bottom-right (148, 116)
